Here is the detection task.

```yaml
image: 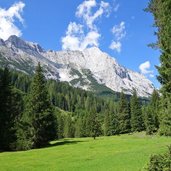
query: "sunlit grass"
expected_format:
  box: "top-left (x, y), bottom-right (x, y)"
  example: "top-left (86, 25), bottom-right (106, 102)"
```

top-left (0, 132), bottom-right (170, 171)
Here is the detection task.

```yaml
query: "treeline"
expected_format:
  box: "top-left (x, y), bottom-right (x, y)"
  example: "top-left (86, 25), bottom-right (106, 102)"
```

top-left (0, 64), bottom-right (161, 151)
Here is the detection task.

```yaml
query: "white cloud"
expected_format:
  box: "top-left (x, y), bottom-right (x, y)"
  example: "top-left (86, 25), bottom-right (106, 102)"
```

top-left (109, 41), bottom-right (121, 53)
top-left (0, 1), bottom-right (25, 40)
top-left (109, 21), bottom-right (126, 52)
top-left (61, 22), bottom-right (100, 51)
top-left (139, 61), bottom-right (154, 76)
top-left (81, 31), bottom-right (100, 49)
top-left (76, 0), bottom-right (110, 30)
top-left (61, 0), bottom-right (113, 51)
top-left (111, 21), bottom-right (126, 41)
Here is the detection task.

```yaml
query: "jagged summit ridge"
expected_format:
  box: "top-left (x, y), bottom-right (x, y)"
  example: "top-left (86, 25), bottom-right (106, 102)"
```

top-left (0, 36), bottom-right (154, 97)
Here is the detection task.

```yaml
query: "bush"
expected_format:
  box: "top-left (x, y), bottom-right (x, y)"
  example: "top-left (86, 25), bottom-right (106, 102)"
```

top-left (146, 146), bottom-right (171, 170)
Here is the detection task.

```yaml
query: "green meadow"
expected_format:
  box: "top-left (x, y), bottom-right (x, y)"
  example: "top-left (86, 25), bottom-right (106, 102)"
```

top-left (0, 132), bottom-right (170, 171)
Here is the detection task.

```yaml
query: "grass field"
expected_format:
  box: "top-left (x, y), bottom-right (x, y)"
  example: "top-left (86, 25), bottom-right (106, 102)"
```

top-left (0, 132), bottom-right (170, 171)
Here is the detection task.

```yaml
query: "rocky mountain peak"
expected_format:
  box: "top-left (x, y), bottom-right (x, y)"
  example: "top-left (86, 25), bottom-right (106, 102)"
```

top-left (0, 39), bottom-right (5, 46)
top-left (0, 36), bottom-right (154, 97)
top-left (5, 35), bottom-right (44, 54)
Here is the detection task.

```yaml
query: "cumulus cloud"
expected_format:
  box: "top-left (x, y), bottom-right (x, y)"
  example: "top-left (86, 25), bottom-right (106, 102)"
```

top-left (139, 61), bottom-right (154, 77)
top-left (109, 21), bottom-right (126, 53)
top-left (0, 1), bottom-right (25, 40)
top-left (61, 0), bottom-right (112, 51)
top-left (109, 41), bottom-right (121, 52)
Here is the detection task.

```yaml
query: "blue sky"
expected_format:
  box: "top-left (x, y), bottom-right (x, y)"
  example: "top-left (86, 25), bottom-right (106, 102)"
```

top-left (0, 0), bottom-right (160, 87)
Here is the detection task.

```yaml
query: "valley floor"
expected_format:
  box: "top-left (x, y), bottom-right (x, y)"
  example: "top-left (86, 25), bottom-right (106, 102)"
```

top-left (0, 132), bottom-right (170, 171)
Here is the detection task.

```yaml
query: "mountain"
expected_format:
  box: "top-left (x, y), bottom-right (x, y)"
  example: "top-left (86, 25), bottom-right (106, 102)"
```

top-left (0, 35), bottom-right (154, 97)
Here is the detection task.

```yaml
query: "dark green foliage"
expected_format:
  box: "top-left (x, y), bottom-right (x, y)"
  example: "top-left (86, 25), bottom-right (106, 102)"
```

top-left (144, 106), bottom-right (157, 135)
top-left (147, 0), bottom-right (171, 97)
top-left (143, 90), bottom-right (160, 135)
top-left (75, 117), bottom-right (84, 138)
top-left (130, 90), bottom-right (144, 132)
top-left (159, 100), bottom-right (171, 136)
top-left (150, 90), bottom-right (160, 129)
top-left (118, 92), bottom-right (131, 134)
top-left (109, 102), bottom-right (120, 135)
top-left (56, 111), bottom-right (64, 139)
top-left (147, 0), bottom-right (171, 136)
top-left (0, 67), bottom-right (24, 151)
top-left (89, 111), bottom-right (101, 139)
top-left (104, 111), bottom-right (111, 136)
top-left (63, 114), bottom-right (74, 138)
top-left (18, 63), bottom-right (57, 149)
top-left (146, 146), bottom-right (171, 171)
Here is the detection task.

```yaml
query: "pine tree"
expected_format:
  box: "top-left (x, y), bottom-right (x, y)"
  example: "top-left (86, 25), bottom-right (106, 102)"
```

top-left (130, 90), bottom-right (144, 132)
top-left (118, 92), bottom-right (131, 134)
top-left (18, 63), bottom-right (57, 149)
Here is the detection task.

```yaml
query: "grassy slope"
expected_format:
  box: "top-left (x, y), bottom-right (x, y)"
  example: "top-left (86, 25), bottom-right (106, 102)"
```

top-left (0, 133), bottom-right (170, 171)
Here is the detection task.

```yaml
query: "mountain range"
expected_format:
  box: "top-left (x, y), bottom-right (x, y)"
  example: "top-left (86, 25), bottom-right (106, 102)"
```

top-left (0, 35), bottom-right (154, 97)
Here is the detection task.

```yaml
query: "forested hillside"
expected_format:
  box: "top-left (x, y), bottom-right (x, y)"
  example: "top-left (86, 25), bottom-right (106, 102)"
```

top-left (0, 64), bottom-right (160, 151)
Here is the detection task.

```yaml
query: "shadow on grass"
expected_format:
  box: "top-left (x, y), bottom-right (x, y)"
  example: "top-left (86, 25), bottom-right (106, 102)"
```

top-left (47, 139), bottom-right (84, 148)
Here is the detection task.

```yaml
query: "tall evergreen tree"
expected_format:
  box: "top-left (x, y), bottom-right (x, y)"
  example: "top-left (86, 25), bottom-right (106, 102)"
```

top-left (57, 113), bottom-right (64, 139)
top-left (109, 101), bottom-right (120, 135)
top-left (159, 100), bottom-right (171, 136)
top-left (144, 106), bottom-right (156, 135)
top-left (0, 67), bottom-right (23, 150)
top-left (147, 0), bottom-right (171, 135)
top-left (104, 111), bottom-right (111, 136)
top-left (150, 89), bottom-right (160, 129)
top-left (19, 63), bottom-right (57, 149)
top-left (130, 90), bottom-right (144, 132)
top-left (63, 114), bottom-right (74, 138)
top-left (75, 117), bottom-right (83, 138)
top-left (88, 107), bottom-right (101, 139)
top-left (118, 92), bottom-right (131, 134)
top-left (144, 89), bottom-right (160, 134)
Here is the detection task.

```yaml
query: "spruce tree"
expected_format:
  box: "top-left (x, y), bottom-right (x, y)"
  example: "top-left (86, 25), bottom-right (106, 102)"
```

top-left (20, 63), bottom-right (57, 148)
top-left (104, 111), bottom-right (111, 136)
top-left (88, 107), bottom-right (101, 139)
top-left (57, 113), bottom-right (64, 139)
top-left (144, 106), bottom-right (156, 135)
top-left (0, 67), bottom-right (22, 151)
top-left (130, 90), bottom-right (144, 132)
top-left (64, 114), bottom-right (74, 138)
top-left (143, 90), bottom-right (160, 135)
top-left (110, 113), bottom-right (120, 135)
top-left (109, 101), bottom-right (120, 135)
top-left (75, 117), bottom-right (83, 138)
top-left (147, 0), bottom-right (171, 135)
top-left (146, 146), bottom-right (171, 170)
top-left (150, 89), bottom-right (160, 129)
top-left (118, 92), bottom-right (131, 134)
top-left (159, 100), bottom-right (171, 136)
